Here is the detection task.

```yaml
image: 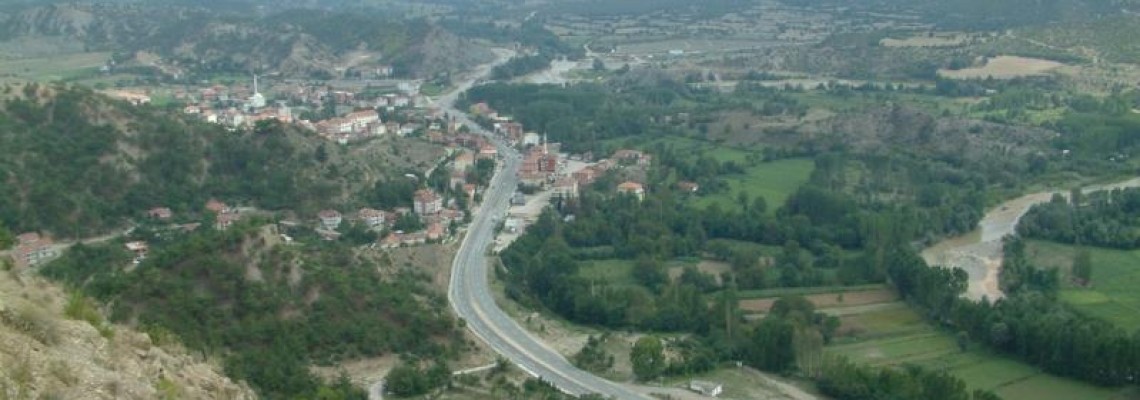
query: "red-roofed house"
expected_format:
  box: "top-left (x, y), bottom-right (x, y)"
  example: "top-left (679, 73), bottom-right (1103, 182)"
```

top-left (479, 145), bottom-right (498, 159)
top-left (318, 209), bottom-right (343, 230)
top-left (147, 207), bottom-right (173, 220)
top-left (358, 208), bottom-right (386, 228)
top-left (206, 199), bottom-right (230, 214)
top-left (414, 189), bottom-right (443, 216)
top-left (617, 181), bottom-right (645, 201)
top-left (426, 223), bottom-right (445, 241)
top-left (552, 177), bottom-right (579, 200)
top-left (215, 213), bottom-right (241, 231)
top-left (573, 168), bottom-right (598, 186)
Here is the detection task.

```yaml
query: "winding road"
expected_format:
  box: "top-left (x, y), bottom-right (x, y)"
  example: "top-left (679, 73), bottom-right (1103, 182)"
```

top-left (438, 51), bottom-right (651, 399)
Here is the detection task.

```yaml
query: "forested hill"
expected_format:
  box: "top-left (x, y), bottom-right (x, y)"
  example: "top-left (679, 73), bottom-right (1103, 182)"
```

top-left (0, 3), bottom-right (492, 78)
top-left (0, 83), bottom-right (421, 238)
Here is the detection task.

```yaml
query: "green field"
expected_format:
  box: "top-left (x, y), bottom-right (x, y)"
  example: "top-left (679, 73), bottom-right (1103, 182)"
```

top-left (695, 158), bottom-right (814, 211)
top-left (0, 52), bottom-right (110, 83)
top-left (1025, 240), bottom-right (1140, 332)
top-left (829, 302), bottom-right (1129, 400)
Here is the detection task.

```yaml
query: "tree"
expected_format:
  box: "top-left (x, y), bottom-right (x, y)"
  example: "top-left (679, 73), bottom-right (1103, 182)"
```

top-left (592, 57), bottom-right (606, 72)
top-left (747, 317), bottom-right (795, 372)
top-left (630, 336), bottom-right (665, 381)
top-left (0, 225), bottom-right (12, 250)
top-left (1072, 248), bottom-right (1092, 285)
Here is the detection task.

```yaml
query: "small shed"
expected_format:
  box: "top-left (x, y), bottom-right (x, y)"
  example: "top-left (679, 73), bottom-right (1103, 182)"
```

top-left (689, 380), bottom-right (723, 397)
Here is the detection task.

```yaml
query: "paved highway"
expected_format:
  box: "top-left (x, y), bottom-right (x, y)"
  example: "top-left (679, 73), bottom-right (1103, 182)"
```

top-left (440, 52), bottom-right (650, 399)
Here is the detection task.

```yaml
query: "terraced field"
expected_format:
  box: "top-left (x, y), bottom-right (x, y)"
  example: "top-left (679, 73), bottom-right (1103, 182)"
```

top-left (828, 302), bottom-right (1131, 400)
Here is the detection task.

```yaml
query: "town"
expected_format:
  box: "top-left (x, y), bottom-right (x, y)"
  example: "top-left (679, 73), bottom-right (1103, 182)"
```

top-left (11, 81), bottom-right (658, 270)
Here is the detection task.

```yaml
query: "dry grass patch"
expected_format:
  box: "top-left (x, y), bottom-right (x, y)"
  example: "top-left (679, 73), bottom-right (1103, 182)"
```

top-left (939, 56), bottom-right (1065, 79)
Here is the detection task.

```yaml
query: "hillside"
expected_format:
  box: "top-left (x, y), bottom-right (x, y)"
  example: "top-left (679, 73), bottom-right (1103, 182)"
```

top-left (0, 3), bottom-right (493, 78)
top-left (0, 83), bottom-right (444, 238)
top-left (39, 222), bottom-right (465, 398)
top-left (0, 269), bottom-right (254, 399)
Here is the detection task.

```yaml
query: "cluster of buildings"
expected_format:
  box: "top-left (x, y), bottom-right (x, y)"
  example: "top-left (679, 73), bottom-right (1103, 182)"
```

top-left (7, 232), bottom-right (56, 269)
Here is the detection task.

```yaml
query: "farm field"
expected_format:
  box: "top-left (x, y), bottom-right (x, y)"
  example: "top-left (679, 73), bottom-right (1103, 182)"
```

top-left (1025, 240), bottom-right (1140, 332)
top-left (829, 302), bottom-right (1130, 400)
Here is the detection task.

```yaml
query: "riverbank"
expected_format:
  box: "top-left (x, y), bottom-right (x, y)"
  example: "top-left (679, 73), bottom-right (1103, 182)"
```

top-left (923, 177), bottom-right (1140, 301)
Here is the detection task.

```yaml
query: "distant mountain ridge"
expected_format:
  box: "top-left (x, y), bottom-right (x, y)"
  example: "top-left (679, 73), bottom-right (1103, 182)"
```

top-left (0, 3), bottom-right (493, 78)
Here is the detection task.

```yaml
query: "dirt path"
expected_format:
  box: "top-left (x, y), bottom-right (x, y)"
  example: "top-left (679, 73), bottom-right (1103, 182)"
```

top-left (923, 177), bottom-right (1140, 301)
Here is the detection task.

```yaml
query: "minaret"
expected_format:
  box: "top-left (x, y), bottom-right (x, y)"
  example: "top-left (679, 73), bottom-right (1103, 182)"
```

top-left (253, 74), bottom-right (259, 95)
top-left (543, 132), bottom-right (548, 155)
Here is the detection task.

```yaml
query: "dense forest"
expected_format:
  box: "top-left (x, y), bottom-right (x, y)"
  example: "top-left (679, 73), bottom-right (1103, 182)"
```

top-left (40, 222), bottom-right (462, 399)
top-left (0, 84), bottom-right (404, 237)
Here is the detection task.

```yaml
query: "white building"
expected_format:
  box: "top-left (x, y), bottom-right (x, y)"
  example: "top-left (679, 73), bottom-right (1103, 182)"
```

top-left (318, 209), bottom-right (343, 230)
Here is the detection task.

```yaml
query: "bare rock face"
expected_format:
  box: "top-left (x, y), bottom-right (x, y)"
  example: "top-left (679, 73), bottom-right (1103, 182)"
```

top-left (0, 271), bottom-right (256, 400)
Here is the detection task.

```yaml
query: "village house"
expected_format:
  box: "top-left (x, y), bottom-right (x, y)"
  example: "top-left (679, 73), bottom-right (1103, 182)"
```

top-left (522, 132), bottom-right (541, 146)
top-left (206, 199), bottom-right (232, 214)
top-left (125, 241), bottom-right (148, 263)
top-left (358, 208), bottom-right (386, 229)
top-left (147, 207), bottom-right (173, 220)
top-left (215, 213), bottom-right (241, 231)
top-left (426, 223), bottom-right (445, 241)
top-left (414, 189), bottom-right (443, 216)
top-left (573, 167), bottom-right (598, 186)
top-left (551, 177), bottom-right (579, 200)
top-left (617, 181), bottom-right (645, 201)
top-left (11, 232), bottom-right (55, 269)
top-left (346, 109), bottom-right (380, 129)
top-left (479, 144), bottom-right (498, 159)
top-left (318, 209), bottom-right (343, 230)
top-left (677, 181), bottom-right (700, 193)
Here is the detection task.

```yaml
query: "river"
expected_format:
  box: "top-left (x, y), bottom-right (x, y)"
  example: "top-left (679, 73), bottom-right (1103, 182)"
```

top-left (922, 177), bottom-right (1140, 301)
